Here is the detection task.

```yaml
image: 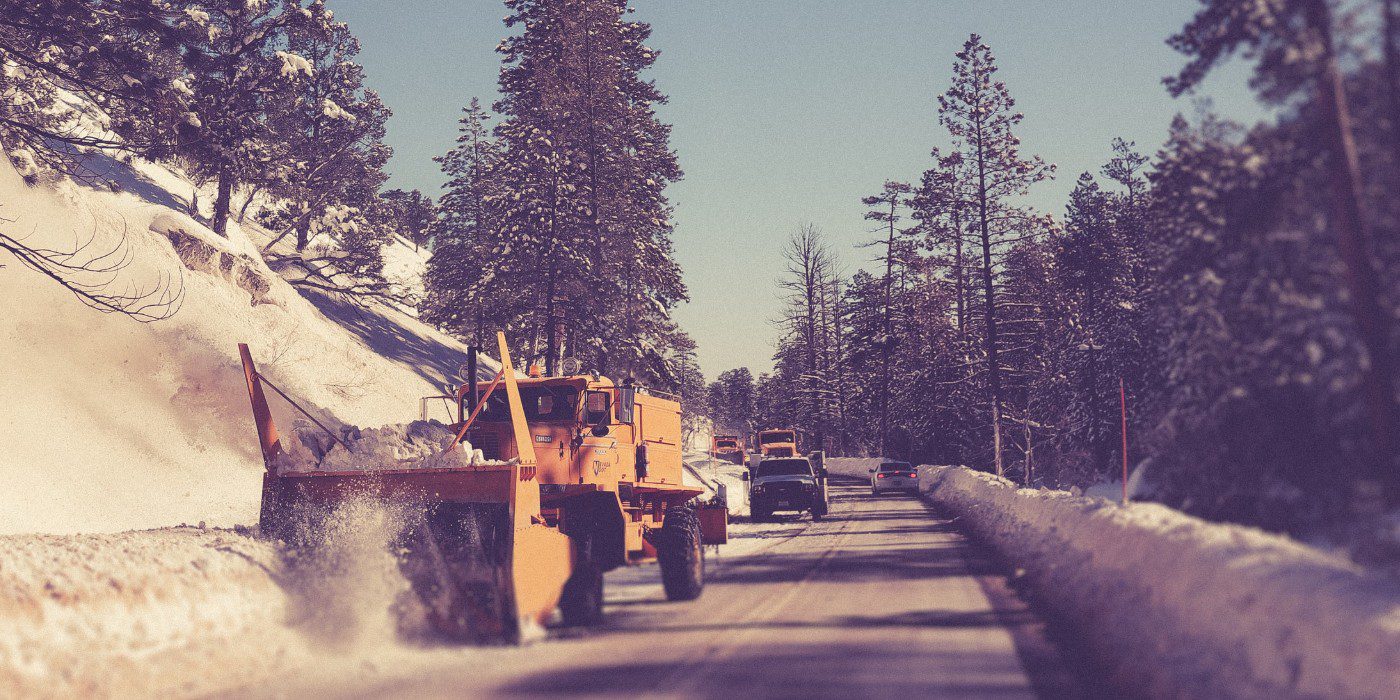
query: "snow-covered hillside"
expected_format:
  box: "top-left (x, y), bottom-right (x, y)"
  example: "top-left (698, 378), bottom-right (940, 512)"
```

top-left (0, 153), bottom-right (470, 534)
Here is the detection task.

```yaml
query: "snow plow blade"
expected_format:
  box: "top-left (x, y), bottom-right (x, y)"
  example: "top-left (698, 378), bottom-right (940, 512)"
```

top-left (241, 335), bottom-right (575, 644)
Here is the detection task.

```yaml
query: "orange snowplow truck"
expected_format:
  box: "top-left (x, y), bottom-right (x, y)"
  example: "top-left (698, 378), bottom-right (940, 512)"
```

top-left (241, 331), bottom-right (726, 644)
top-left (711, 434), bottom-right (747, 466)
top-left (756, 428), bottom-right (799, 458)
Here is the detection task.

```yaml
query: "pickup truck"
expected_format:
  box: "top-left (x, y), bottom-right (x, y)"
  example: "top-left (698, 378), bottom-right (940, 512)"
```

top-left (746, 455), bottom-right (829, 522)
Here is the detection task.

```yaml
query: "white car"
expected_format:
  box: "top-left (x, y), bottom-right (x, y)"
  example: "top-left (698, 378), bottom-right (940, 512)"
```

top-left (870, 461), bottom-right (918, 494)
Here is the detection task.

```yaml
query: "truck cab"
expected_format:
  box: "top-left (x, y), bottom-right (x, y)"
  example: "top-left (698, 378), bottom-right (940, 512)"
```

top-left (711, 434), bottom-right (748, 466)
top-left (756, 429), bottom-right (799, 458)
top-left (466, 375), bottom-right (682, 490)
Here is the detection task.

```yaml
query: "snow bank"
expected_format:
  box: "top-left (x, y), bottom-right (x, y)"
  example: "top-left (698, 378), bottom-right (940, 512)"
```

top-left (0, 499), bottom-right (436, 697)
top-left (0, 150), bottom-right (475, 534)
top-left (825, 457), bottom-right (882, 480)
top-left (921, 466), bottom-right (1400, 698)
top-left (0, 528), bottom-right (295, 697)
top-left (683, 453), bottom-right (749, 516)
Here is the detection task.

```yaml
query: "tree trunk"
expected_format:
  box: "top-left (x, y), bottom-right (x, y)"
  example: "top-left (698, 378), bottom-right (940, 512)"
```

top-left (1306, 0), bottom-right (1399, 504)
top-left (295, 215), bottom-right (311, 252)
top-left (976, 150), bottom-right (1004, 477)
top-left (543, 263), bottom-right (559, 377)
top-left (213, 167), bottom-right (234, 238)
top-left (879, 200), bottom-right (896, 458)
top-left (1385, 0), bottom-right (1400, 168)
top-left (237, 184), bottom-right (261, 223)
top-left (952, 205), bottom-right (966, 335)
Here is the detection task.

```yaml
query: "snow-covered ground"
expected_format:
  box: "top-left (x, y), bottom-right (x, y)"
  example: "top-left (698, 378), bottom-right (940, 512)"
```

top-left (0, 152), bottom-right (472, 535)
top-left (683, 451), bottom-right (750, 516)
top-left (920, 465), bottom-right (1400, 698)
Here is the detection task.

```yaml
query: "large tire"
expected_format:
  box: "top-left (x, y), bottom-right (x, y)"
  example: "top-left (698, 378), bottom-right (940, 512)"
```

top-left (812, 500), bottom-right (828, 520)
top-left (749, 505), bottom-right (770, 523)
top-left (559, 561), bottom-right (604, 627)
top-left (657, 505), bottom-right (704, 601)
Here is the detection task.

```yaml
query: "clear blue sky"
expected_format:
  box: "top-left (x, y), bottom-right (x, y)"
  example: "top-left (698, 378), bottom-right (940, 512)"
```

top-left (326, 0), bottom-right (1260, 380)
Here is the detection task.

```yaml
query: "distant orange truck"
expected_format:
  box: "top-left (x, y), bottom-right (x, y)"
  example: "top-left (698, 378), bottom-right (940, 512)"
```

top-left (711, 434), bottom-right (748, 466)
top-left (755, 428), bottom-right (799, 458)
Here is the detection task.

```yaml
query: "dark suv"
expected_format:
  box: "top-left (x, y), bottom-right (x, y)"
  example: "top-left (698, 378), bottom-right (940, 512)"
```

top-left (747, 457), bottom-right (829, 521)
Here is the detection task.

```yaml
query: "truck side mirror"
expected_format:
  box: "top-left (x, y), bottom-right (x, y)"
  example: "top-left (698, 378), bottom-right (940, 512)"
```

top-left (741, 470), bottom-right (750, 482)
top-left (868, 468), bottom-right (875, 474)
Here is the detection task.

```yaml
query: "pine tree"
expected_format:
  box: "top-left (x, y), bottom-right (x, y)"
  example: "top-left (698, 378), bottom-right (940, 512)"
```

top-left (0, 0), bottom-right (192, 176)
top-left (256, 1), bottom-right (396, 298)
top-left (176, 0), bottom-right (313, 237)
top-left (860, 180), bottom-right (915, 455)
top-left (937, 34), bottom-right (1054, 476)
top-left (913, 147), bottom-right (974, 335)
top-left (486, 0), bottom-right (685, 380)
top-left (424, 97), bottom-right (503, 345)
top-left (708, 368), bottom-right (757, 435)
top-left (1168, 0), bottom-right (1399, 503)
top-left (382, 189), bottom-right (437, 250)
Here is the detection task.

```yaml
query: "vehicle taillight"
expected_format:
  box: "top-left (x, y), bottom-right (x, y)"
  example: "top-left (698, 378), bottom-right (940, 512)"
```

top-left (876, 473), bottom-right (888, 479)
top-left (906, 472), bottom-right (917, 478)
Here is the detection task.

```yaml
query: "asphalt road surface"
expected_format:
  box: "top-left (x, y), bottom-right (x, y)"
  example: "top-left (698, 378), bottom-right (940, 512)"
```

top-left (252, 479), bottom-right (1078, 699)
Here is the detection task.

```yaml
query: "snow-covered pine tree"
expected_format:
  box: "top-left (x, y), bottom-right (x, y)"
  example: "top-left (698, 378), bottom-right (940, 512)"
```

top-left (838, 269), bottom-right (892, 455)
top-left (258, 0), bottom-right (396, 299)
top-left (938, 34), bottom-right (1054, 476)
top-left (488, 0), bottom-right (685, 380)
top-left (382, 189), bottom-right (437, 251)
top-left (1167, 0), bottom-right (1399, 506)
top-left (0, 0), bottom-right (192, 177)
top-left (424, 97), bottom-right (504, 346)
top-left (707, 368), bottom-right (757, 436)
top-left (175, 0), bottom-right (312, 237)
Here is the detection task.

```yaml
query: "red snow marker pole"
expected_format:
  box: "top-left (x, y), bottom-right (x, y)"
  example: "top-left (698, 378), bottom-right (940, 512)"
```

top-left (1120, 377), bottom-right (1129, 506)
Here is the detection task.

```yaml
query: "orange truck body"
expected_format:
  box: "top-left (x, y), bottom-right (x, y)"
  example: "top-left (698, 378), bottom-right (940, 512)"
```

top-left (242, 332), bottom-right (724, 643)
top-left (756, 428), bottom-right (799, 458)
top-left (710, 434), bottom-right (748, 466)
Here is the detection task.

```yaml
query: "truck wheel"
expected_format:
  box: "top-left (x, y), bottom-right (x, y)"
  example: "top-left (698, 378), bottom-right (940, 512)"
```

top-left (812, 501), bottom-right (828, 519)
top-left (657, 505), bottom-right (704, 601)
top-left (559, 561), bottom-right (605, 627)
top-left (749, 507), bottom-right (770, 523)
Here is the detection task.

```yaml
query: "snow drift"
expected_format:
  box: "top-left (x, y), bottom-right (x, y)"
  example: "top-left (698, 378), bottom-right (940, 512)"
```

top-left (0, 503), bottom-right (438, 697)
top-left (0, 527), bottom-right (294, 697)
top-left (921, 465), bottom-right (1400, 698)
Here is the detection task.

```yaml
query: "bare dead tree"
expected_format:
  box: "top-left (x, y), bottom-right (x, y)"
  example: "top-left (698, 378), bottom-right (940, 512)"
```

top-left (0, 213), bottom-right (183, 322)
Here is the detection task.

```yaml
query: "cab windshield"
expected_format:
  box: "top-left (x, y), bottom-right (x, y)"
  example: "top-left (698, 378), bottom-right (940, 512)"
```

top-left (476, 385), bottom-right (579, 423)
top-left (715, 440), bottom-right (737, 449)
top-left (879, 462), bottom-right (912, 472)
top-left (755, 459), bottom-right (811, 477)
top-left (759, 432), bottom-right (794, 444)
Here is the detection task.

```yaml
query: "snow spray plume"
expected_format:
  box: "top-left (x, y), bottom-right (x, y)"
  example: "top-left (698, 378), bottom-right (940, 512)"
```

top-left (278, 493), bottom-right (425, 649)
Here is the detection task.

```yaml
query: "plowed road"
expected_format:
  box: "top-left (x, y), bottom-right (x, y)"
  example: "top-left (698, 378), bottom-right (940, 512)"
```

top-left (252, 480), bottom-right (1078, 698)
